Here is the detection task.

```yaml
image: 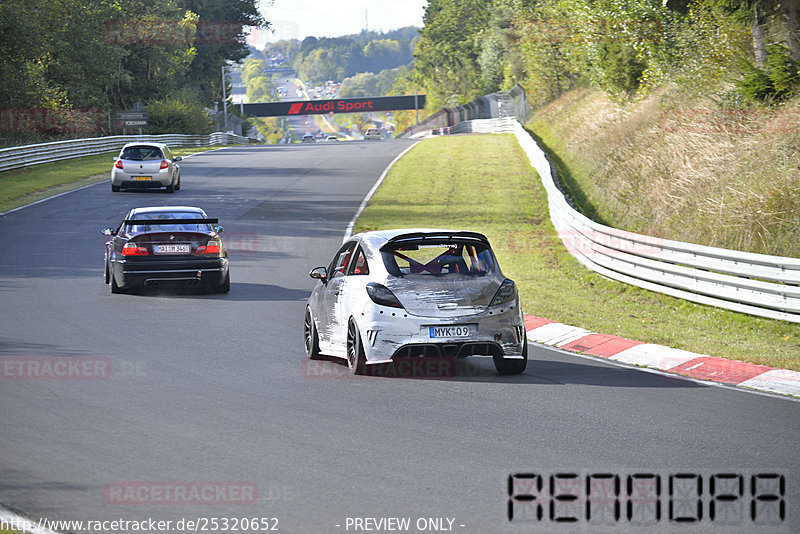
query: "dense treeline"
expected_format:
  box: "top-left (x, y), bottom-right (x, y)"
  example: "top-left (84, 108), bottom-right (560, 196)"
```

top-left (338, 67), bottom-right (410, 98)
top-left (264, 27), bottom-right (419, 83)
top-left (0, 0), bottom-right (264, 141)
top-left (402, 0), bottom-right (800, 110)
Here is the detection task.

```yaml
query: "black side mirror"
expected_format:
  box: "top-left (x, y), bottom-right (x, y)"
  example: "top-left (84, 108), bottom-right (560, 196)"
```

top-left (213, 225), bottom-right (224, 233)
top-left (174, 156), bottom-right (182, 162)
top-left (102, 228), bottom-right (116, 236)
top-left (309, 266), bottom-right (327, 283)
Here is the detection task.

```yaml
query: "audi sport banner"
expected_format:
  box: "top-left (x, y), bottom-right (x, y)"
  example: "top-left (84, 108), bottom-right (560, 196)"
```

top-left (241, 95), bottom-right (426, 117)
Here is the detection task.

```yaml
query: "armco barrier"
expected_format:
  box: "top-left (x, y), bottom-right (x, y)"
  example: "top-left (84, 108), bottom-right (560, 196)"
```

top-left (514, 119), bottom-right (800, 323)
top-left (400, 85), bottom-right (526, 138)
top-left (416, 116), bottom-right (800, 323)
top-left (410, 117), bottom-right (516, 138)
top-left (0, 132), bottom-right (251, 173)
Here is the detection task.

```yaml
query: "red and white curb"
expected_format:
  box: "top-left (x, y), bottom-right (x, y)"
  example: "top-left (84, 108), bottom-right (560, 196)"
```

top-left (524, 315), bottom-right (800, 398)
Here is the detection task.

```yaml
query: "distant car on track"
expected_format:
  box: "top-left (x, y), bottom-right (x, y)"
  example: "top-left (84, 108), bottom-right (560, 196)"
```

top-left (301, 134), bottom-right (316, 143)
top-left (103, 206), bottom-right (229, 294)
top-left (111, 142), bottom-right (182, 193)
top-left (304, 229), bottom-right (527, 375)
top-left (364, 128), bottom-right (382, 140)
top-left (325, 135), bottom-right (339, 142)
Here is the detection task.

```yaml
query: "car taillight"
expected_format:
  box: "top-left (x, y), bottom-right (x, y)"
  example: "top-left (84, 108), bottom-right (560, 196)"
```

top-left (114, 160), bottom-right (123, 169)
top-left (196, 240), bottom-right (221, 255)
top-left (159, 160), bottom-right (169, 169)
top-left (366, 282), bottom-right (403, 308)
top-left (490, 279), bottom-right (517, 307)
top-left (121, 242), bottom-right (148, 256)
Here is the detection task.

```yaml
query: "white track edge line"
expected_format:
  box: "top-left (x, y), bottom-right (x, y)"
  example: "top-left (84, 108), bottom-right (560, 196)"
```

top-left (0, 146), bottom-right (237, 217)
top-left (343, 141), bottom-right (420, 242)
top-left (0, 181), bottom-right (104, 216)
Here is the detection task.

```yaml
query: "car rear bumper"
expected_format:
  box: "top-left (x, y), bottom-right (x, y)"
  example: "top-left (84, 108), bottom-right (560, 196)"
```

top-left (111, 169), bottom-right (174, 188)
top-left (112, 258), bottom-right (228, 288)
top-left (356, 305), bottom-right (525, 364)
top-left (117, 180), bottom-right (169, 189)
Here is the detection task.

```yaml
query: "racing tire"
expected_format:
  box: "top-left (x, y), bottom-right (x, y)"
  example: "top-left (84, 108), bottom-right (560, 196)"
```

top-left (493, 334), bottom-right (528, 375)
top-left (104, 258), bottom-right (110, 284)
top-left (166, 182), bottom-right (175, 194)
top-left (346, 318), bottom-right (367, 375)
top-left (304, 307), bottom-right (322, 360)
top-left (212, 271), bottom-right (230, 294)
top-left (111, 184), bottom-right (120, 192)
top-left (110, 272), bottom-right (126, 294)
top-left (175, 173), bottom-right (181, 191)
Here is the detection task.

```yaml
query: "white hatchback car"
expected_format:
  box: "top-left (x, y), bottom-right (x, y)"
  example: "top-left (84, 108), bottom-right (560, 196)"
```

top-left (364, 128), bottom-right (382, 140)
top-left (304, 229), bottom-right (527, 375)
top-left (111, 142), bottom-right (181, 193)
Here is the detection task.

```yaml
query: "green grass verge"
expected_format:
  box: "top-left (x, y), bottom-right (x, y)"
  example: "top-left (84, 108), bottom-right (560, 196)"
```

top-left (353, 134), bottom-right (800, 370)
top-left (0, 145), bottom-right (235, 213)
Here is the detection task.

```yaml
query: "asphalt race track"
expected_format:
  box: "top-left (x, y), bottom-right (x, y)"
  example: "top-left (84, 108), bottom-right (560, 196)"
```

top-left (0, 140), bottom-right (798, 534)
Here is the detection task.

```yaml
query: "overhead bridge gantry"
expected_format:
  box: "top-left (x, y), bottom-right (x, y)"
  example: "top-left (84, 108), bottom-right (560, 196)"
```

top-left (240, 95), bottom-right (426, 117)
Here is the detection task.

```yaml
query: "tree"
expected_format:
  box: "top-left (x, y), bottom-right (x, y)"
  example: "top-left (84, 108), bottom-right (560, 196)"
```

top-left (779, 0), bottom-right (800, 61)
top-left (176, 0), bottom-right (266, 103)
top-left (414, 0), bottom-right (492, 106)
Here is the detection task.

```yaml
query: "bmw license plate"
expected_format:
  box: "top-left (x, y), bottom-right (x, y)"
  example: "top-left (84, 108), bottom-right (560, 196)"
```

top-left (132, 176), bottom-right (151, 181)
top-left (154, 244), bottom-right (190, 254)
top-left (429, 325), bottom-right (471, 338)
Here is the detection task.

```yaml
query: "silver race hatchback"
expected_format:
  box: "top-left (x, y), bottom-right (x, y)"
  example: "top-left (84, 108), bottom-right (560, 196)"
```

top-left (111, 142), bottom-right (182, 193)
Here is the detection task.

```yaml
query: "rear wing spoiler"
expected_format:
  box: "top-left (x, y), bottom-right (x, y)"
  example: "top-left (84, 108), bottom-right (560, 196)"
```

top-left (124, 218), bottom-right (219, 225)
top-left (380, 231), bottom-right (490, 250)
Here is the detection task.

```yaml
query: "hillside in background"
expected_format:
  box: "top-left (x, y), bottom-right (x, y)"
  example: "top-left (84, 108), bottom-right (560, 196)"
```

top-left (529, 87), bottom-right (800, 258)
top-left (263, 27), bottom-right (419, 87)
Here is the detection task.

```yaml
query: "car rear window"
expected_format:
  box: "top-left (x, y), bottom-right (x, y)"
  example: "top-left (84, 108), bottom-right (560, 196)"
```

top-left (381, 241), bottom-right (496, 277)
top-left (126, 212), bottom-right (211, 233)
top-left (121, 145), bottom-right (164, 160)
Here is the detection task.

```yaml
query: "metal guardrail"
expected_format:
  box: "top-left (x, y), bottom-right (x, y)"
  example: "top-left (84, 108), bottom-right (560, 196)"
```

top-left (410, 118), bottom-right (516, 138)
top-left (0, 132), bottom-right (251, 173)
top-left (400, 85), bottom-right (526, 138)
top-left (408, 114), bottom-right (800, 323)
top-left (507, 120), bottom-right (800, 324)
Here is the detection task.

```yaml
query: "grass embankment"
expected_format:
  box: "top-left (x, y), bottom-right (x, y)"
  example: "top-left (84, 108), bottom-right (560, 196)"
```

top-left (353, 135), bottom-right (800, 370)
top-left (528, 88), bottom-right (800, 258)
top-left (0, 145), bottom-right (231, 213)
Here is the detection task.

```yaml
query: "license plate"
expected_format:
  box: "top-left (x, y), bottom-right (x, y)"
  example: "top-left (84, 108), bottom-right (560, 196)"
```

top-left (132, 176), bottom-right (151, 181)
top-left (429, 325), bottom-right (471, 338)
top-left (154, 244), bottom-right (190, 254)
